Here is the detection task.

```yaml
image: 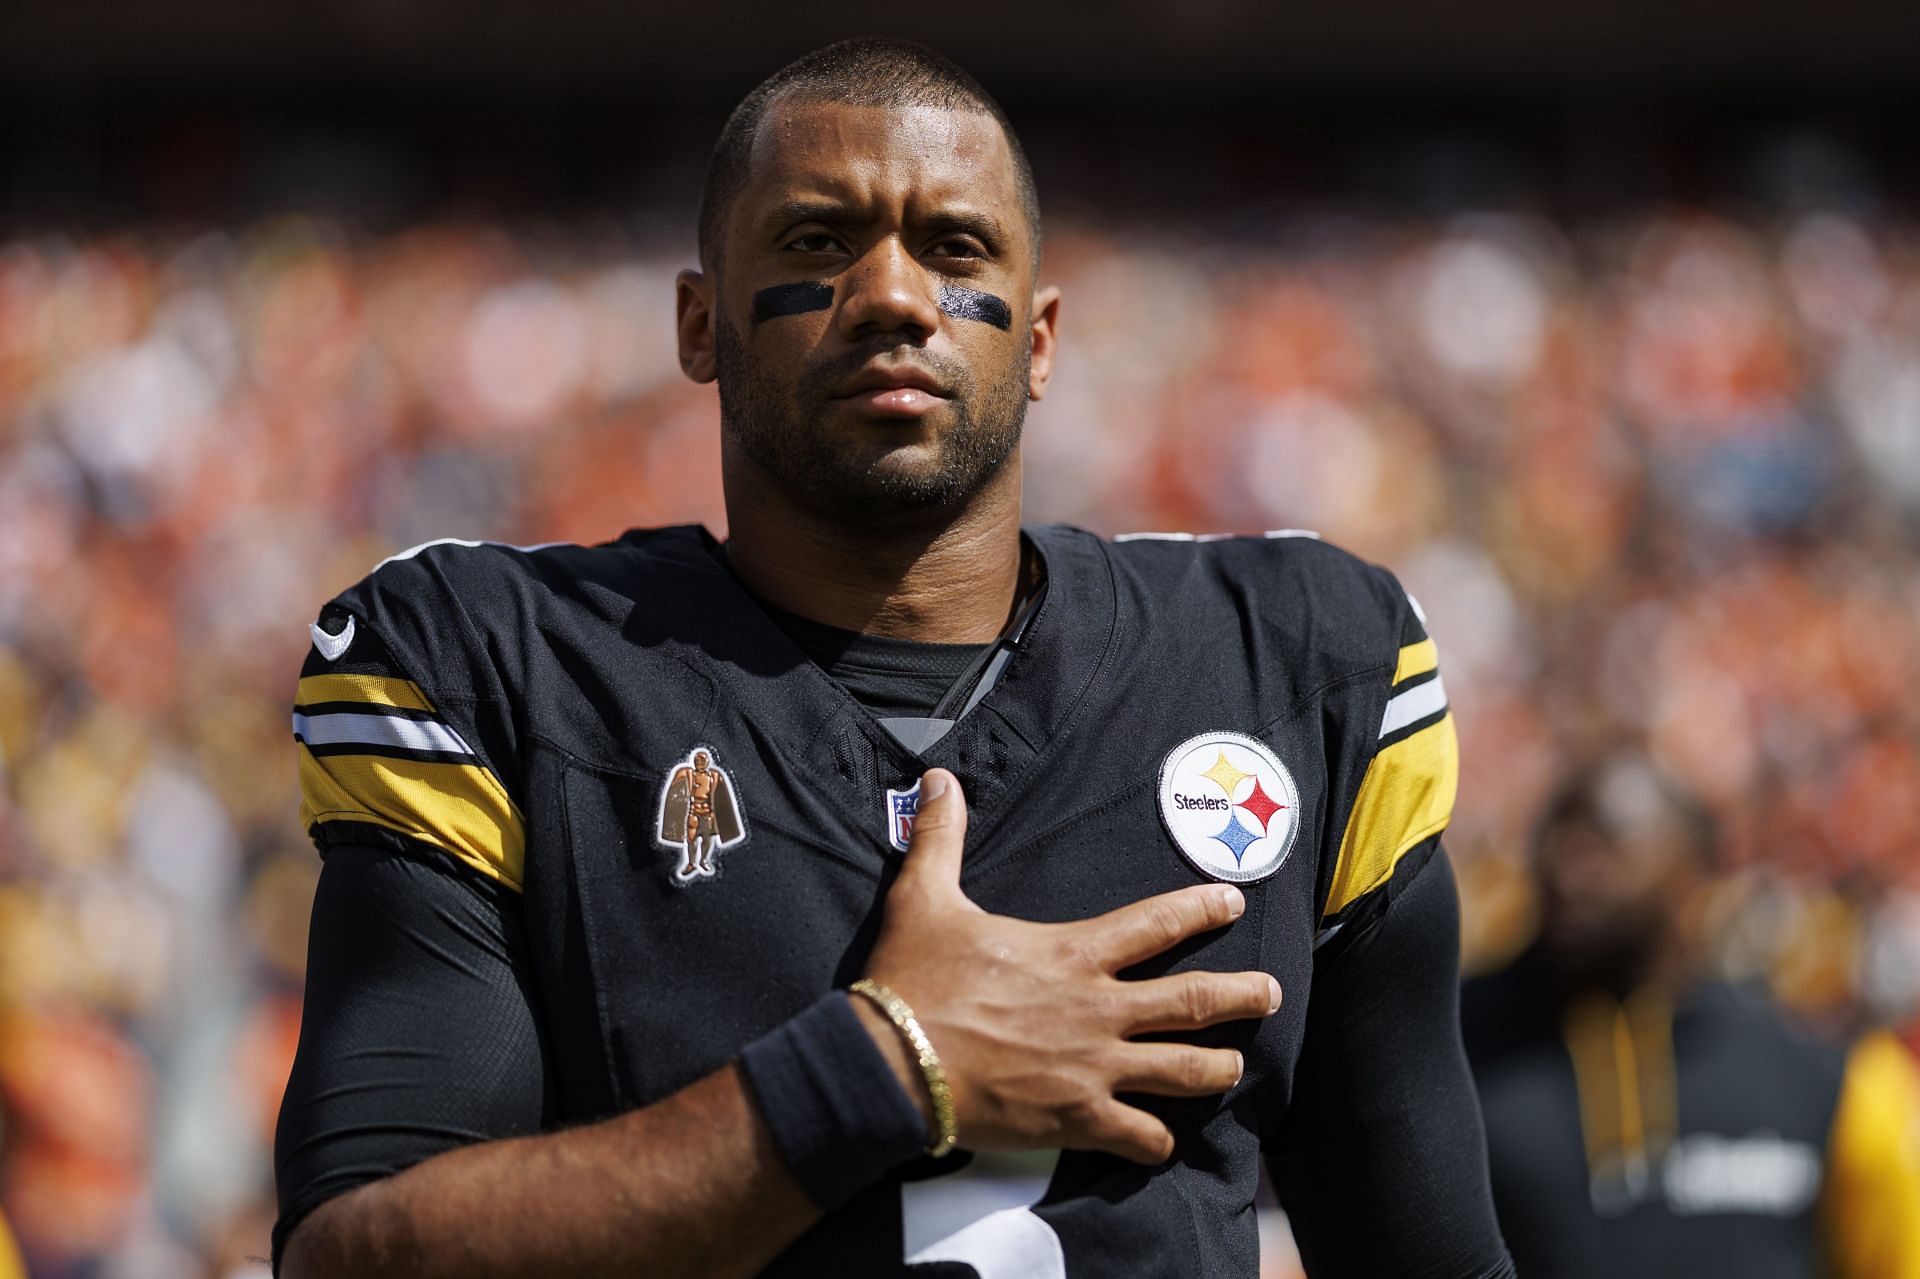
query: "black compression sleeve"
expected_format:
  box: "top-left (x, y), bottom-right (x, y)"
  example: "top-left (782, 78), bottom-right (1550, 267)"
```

top-left (1265, 841), bottom-right (1516, 1279)
top-left (272, 843), bottom-right (550, 1273)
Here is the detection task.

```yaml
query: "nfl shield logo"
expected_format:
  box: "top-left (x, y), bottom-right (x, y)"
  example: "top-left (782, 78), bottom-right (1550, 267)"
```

top-left (885, 782), bottom-right (921, 853)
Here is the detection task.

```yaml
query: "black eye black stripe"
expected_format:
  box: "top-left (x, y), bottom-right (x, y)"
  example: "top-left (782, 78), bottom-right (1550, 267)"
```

top-left (749, 280), bottom-right (1013, 332)
top-left (938, 284), bottom-right (1012, 331)
top-left (752, 281), bottom-right (834, 324)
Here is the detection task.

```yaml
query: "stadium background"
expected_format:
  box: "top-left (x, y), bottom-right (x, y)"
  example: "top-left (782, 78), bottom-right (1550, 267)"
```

top-left (3, 3), bottom-right (1920, 1274)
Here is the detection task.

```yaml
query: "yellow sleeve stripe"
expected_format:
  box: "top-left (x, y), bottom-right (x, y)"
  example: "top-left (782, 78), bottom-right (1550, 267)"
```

top-left (297, 672), bottom-right (436, 713)
top-left (1394, 638), bottom-right (1438, 686)
top-left (1325, 711), bottom-right (1458, 919)
top-left (298, 743), bottom-right (526, 891)
top-left (1821, 1031), bottom-right (1920, 1279)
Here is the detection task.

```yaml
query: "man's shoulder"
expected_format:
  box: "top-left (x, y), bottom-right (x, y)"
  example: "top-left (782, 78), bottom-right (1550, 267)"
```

top-left (336, 525), bottom-right (709, 615)
top-left (1090, 525), bottom-right (1422, 666)
top-left (302, 523), bottom-right (724, 724)
top-left (320, 525), bottom-right (706, 653)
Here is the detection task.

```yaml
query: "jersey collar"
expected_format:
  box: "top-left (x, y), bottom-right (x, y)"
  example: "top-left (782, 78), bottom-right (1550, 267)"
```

top-left (633, 523), bottom-right (1119, 862)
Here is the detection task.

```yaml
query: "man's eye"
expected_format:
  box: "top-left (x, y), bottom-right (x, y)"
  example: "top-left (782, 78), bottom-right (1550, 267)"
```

top-left (931, 239), bottom-right (984, 259)
top-left (785, 233), bottom-right (841, 253)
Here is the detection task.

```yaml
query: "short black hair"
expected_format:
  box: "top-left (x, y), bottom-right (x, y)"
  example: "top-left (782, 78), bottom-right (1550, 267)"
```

top-left (696, 37), bottom-right (1041, 274)
top-left (1533, 754), bottom-right (1720, 868)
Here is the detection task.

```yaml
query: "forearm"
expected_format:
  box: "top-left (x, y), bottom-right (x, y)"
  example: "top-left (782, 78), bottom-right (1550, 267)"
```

top-left (284, 1062), bottom-right (817, 1279)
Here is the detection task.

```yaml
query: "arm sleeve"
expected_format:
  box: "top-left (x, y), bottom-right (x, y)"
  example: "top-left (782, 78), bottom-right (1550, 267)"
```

top-left (1266, 841), bottom-right (1514, 1279)
top-left (271, 841), bottom-right (550, 1272)
top-left (1320, 585), bottom-right (1456, 930)
top-left (295, 601), bottom-right (525, 891)
top-left (1821, 1030), bottom-right (1920, 1279)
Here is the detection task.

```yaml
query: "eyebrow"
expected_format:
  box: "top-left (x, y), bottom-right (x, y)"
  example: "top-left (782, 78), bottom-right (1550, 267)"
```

top-left (760, 198), bottom-right (1011, 253)
top-left (761, 198), bottom-right (860, 233)
top-left (920, 209), bottom-right (1009, 252)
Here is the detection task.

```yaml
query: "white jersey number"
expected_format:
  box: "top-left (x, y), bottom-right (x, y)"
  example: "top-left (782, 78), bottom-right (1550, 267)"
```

top-left (902, 1151), bottom-right (1064, 1276)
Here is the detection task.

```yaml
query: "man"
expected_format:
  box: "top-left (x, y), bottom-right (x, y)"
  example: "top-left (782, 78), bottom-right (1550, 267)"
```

top-left (276, 38), bottom-right (1514, 1277)
top-left (1463, 755), bottom-right (1920, 1278)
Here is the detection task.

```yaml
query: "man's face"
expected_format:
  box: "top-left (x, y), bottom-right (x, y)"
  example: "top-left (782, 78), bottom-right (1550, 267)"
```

top-left (1532, 811), bottom-right (1695, 984)
top-left (678, 97), bottom-right (1058, 523)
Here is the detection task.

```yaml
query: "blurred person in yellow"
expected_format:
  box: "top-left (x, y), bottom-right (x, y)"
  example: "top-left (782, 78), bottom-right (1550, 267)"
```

top-left (1463, 754), bottom-right (1920, 1278)
top-left (0, 1208), bottom-right (22, 1279)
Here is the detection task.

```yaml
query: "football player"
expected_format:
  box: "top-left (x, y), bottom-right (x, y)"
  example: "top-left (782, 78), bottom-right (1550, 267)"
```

top-left (276, 37), bottom-right (1515, 1277)
top-left (1464, 757), bottom-right (1920, 1278)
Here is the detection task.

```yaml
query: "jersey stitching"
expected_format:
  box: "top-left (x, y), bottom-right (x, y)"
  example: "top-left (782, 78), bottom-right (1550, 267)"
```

top-left (554, 756), bottom-right (632, 1108)
top-left (306, 804), bottom-right (383, 822)
top-left (389, 545), bottom-right (526, 798)
top-left (948, 531), bottom-right (1123, 866)
top-left (1314, 660), bottom-right (1396, 921)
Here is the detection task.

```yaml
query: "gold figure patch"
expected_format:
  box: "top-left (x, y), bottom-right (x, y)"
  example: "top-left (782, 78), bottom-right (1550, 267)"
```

top-left (655, 746), bottom-right (747, 884)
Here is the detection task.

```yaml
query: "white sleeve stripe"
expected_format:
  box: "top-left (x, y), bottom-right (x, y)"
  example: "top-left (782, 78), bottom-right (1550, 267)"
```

top-left (1111, 530), bottom-right (1261, 543)
top-left (1380, 674), bottom-right (1448, 739)
top-left (291, 711), bottom-right (475, 756)
top-left (374, 537), bottom-right (570, 572)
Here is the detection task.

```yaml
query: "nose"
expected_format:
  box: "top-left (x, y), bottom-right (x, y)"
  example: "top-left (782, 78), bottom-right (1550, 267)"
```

top-left (835, 237), bottom-right (941, 343)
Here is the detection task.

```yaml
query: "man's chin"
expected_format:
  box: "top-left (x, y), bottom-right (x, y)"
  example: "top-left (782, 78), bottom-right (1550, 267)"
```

top-left (834, 466), bottom-right (976, 519)
top-left (791, 445), bottom-right (999, 524)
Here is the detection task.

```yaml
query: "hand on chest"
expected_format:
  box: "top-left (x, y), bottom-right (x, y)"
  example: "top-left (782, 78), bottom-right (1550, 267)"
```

top-left (547, 715), bottom-right (1329, 1106)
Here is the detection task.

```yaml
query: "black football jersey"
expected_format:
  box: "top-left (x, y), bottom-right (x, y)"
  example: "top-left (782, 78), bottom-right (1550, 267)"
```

top-left (291, 522), bottom-right (1460, 1276)
top-left (1464, 958), bottom-right (1920, 1279)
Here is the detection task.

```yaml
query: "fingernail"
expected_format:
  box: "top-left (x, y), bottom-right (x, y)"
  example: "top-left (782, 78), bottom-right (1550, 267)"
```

top-left (1233, 1051), bottom-right (1245, 1081)
top-left (921, 770), bottom-right (948, 801)
top-left (1221, 887), bottom-right (1245, 918)
top-left (1267, 976), bottom-right (1283, 1013)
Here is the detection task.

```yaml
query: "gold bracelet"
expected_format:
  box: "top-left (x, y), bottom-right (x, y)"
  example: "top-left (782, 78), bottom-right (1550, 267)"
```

top-left (848, 978), bottom-right (959, 1158)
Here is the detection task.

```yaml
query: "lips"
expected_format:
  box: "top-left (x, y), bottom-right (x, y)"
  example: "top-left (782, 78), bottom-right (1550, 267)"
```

top-left (829, 364), bottom-right (951, 417)
top-left (831, 365), bottom-right (951, 400)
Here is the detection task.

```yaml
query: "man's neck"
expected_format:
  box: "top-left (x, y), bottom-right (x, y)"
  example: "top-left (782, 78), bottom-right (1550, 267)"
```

top-left (720, 454), bottom-right (1027, 644)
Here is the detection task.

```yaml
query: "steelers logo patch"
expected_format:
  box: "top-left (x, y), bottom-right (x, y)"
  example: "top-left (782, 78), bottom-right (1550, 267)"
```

top-left (1156, 731), bottom-right (1300, 883)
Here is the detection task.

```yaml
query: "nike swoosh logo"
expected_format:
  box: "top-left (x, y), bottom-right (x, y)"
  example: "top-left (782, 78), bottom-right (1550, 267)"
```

top-left (310, 615), bottom-right (356, 662)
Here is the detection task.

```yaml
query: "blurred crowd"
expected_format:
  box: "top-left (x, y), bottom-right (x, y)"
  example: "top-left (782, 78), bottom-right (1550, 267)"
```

top-left (3, 140), bottom-right (1920, 1276)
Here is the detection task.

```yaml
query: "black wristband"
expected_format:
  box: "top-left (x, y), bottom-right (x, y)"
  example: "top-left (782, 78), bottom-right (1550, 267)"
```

top-left (738, 991), bottom-right (930, 1210)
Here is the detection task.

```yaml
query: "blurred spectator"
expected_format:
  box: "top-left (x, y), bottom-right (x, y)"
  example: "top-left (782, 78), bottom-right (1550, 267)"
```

top-left (1462, 757), bottom-right (1920, 1278)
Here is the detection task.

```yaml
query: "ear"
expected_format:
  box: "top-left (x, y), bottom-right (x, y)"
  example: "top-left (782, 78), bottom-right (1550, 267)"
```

top-left (1026, 284), bottom-right (1062, 402)
top-left (676, 268), bottom-right (718, 384)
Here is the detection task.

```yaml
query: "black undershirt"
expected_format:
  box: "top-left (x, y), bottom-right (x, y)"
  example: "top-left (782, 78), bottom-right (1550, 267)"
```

top-left (715, 533), bottom-right (1031, 723)
top-left (752, 599), bottom-right (990, 718)
top-left (758, 601), bottom-right (992, 719)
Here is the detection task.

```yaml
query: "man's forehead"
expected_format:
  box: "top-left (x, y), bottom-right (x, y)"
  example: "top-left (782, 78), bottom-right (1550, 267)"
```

top-left (741, 97), bottom-right (1017, 212)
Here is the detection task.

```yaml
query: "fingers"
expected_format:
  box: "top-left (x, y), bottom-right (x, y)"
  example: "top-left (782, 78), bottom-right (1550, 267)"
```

top-left (892, 769), bottom-right (972, 906)
top-left (1109, 1043), bottom-right (1246, 1098)
top-left (1119, 970), bottom-right (1282, 1034)
top-left (1084, 883), bottom-right (1246, 971)
top-left (1070, 1099), bottom-right (1176, 1165)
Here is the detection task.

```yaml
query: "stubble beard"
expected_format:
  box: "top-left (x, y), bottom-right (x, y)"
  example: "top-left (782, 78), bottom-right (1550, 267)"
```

top-left (714, 314), bottom-right (1030, 526)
